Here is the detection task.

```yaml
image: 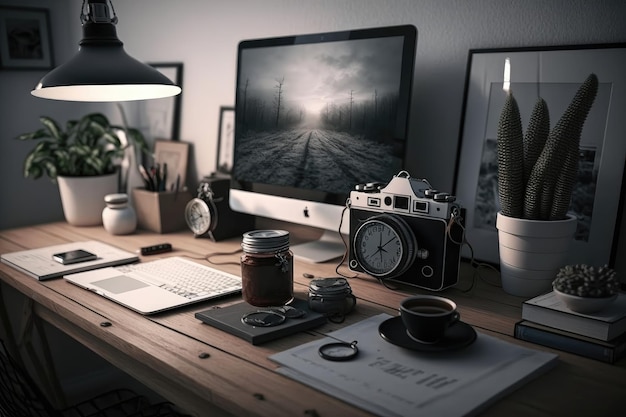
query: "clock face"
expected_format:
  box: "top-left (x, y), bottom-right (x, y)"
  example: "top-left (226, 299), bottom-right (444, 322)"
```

top-left (354, 219), bottom-right (403, 276)
top-left (185, 198), bottom-right (213, 236)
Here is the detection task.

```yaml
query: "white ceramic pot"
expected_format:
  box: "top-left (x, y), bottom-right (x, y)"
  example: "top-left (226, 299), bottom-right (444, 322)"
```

top-left (496, 212), bottom-right (577, 297)
top-left (57, 173), bottom-right (119, 226)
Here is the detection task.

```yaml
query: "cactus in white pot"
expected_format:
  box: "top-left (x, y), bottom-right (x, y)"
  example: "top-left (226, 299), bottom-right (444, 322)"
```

top-left (497, 73), bottom-right (599, 221)
top-left (495, 73), bottom-right (599, 297)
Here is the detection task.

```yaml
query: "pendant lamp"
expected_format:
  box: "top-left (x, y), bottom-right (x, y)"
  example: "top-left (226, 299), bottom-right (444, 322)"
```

top-left (31, 0), bottom-right (181, 102)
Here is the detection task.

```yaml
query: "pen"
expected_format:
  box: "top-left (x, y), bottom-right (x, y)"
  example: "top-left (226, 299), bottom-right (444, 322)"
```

top-left (153, 164), bottom-right (160, 192)
top-left (139, 164), bottom-right (154, 191)
top-left (173, 173), bottom-right (180, 200)
top-left (161, 163), bottom-right (168, 191)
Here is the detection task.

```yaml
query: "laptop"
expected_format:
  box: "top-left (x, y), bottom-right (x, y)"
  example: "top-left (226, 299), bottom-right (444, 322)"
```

top-left (64, 256), bottom-right (242, 315)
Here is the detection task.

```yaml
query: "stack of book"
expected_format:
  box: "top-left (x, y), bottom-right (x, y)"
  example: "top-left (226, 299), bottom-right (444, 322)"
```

top-left (515, 291), bottom-right (626, 363)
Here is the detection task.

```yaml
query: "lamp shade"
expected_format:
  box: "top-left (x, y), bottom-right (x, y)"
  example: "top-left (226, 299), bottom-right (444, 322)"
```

top-left (31, 0), bottom-right (181, 102)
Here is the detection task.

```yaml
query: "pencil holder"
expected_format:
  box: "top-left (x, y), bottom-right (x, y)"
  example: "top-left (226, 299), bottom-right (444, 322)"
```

top-left (132, 188), bottom-right (192, 233)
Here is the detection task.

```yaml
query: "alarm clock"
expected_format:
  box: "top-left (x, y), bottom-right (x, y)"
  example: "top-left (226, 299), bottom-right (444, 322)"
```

top-left (184, 175), bottom-right (255, 241)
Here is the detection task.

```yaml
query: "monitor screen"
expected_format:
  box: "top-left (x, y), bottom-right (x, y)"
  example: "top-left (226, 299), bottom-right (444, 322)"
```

top-left (230, 25), bottom-right (417, 262)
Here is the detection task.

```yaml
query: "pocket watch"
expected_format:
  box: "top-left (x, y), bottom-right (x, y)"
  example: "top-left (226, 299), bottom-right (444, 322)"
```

top-left (184, 181), bottom-right (218, 239)
top-left (352, 214), bottom-right (416, 278)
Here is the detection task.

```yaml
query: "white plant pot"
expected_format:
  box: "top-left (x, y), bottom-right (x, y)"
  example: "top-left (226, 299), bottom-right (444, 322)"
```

top-left (57, 173), bottom-right (119, 226)
top-left (496, 212), bottom-right (577, 297)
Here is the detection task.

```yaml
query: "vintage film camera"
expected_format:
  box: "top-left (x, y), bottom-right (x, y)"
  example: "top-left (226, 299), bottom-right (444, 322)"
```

top-left (348, 171), bottom-right (464, 291)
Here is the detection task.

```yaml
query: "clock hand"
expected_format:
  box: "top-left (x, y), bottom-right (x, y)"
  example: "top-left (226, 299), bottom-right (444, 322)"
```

top-left (364, 245), bottom-right (383, 261)
top-left (380, 237), bottom-right (396, 249)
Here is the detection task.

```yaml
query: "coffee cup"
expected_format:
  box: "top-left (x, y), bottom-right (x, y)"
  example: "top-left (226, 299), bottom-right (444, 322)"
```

top-left (399, 295), bottom-right (460, 343)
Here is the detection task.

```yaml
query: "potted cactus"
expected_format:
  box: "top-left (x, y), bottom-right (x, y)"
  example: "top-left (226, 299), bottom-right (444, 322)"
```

top-left (553, 264), bottom-right (620, 313)
top-left (495, 73), bottom-right (598, 296)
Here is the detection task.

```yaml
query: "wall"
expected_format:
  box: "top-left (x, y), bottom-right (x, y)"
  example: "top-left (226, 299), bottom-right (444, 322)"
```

top-left (2, 0), bottom-right (625, 227)
top-left (0, 0), bottom-right (102, 229)
top-left (4, 0), bottom-right (623, 264)
top-left (111, 0), bottom-right (626, 192)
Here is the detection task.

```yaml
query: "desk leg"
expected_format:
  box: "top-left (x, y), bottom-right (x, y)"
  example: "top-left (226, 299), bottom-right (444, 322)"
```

top-left (0, 282), bottom-right (19, 360)
top-left (6, 291), bottom-right (68, 409)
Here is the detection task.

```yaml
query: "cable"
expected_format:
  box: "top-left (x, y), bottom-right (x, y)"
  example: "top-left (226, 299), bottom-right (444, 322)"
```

top-left (334, 199), bottom-right (358, 279)
top-left (183, 248), bottom-right (243, 266)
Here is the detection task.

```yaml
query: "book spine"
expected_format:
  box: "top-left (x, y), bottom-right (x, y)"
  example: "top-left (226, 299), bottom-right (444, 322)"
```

top-left (521, 305), bottom-right (610, 340)
top-left (514, 322), bottom-right (620, 364)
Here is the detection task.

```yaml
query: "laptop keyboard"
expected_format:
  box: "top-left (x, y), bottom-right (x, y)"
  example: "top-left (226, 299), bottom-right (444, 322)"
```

top-left (119, 257), bottom-right (242, 300)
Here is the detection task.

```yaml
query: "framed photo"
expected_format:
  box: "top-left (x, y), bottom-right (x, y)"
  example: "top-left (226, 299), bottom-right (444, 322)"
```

top-left (154, 140), bottom-right (189, 191)
top-left (137, 62), bottom-right (183, 141)
top-left (454, 44), bottom-right (626, 268)
top-left (0, 6), bottom-right (53, 69)
top-left (216, 106), bottom-right (235, 174)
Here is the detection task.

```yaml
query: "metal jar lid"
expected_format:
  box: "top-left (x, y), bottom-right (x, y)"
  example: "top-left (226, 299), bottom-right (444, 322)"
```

top-left (241, 230), bottom-right (290, 253)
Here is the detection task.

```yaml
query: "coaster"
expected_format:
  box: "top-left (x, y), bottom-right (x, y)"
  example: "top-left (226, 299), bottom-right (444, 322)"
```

top-left (195, 298), bottom-right (327, 345)
top-left (378, 316), bottom-right (477, 352)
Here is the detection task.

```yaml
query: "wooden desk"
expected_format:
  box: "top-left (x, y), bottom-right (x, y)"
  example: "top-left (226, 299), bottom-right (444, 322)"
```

top-left (0, 222), bottom-right (624, 416)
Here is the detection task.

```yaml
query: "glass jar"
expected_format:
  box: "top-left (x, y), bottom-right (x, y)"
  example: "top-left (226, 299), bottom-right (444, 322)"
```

top-left (241, 230), bottom-right (293, 307)
top-left (102, 193), bottom-right (137, 235)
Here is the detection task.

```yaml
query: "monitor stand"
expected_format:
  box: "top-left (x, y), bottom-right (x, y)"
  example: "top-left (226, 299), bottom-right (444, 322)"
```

top-left (291, 230), bottom-right (347, 263)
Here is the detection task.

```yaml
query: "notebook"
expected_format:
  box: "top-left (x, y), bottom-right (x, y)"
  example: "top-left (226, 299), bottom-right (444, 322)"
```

top-left (64, 256), bottom-right (242, 315)
top-left (0, 240), bottom-right (139, 281)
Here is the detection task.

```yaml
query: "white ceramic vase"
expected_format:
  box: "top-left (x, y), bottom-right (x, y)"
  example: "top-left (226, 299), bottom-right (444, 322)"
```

top-left (57, 173), bottom-right (119, 226)
top-left (496, 212), bottom-right (577, 297)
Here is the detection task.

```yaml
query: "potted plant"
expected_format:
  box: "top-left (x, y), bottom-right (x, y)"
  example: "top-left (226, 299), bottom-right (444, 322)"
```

top-left (16, 113), bottom-right (148, 226)
top-left (495, 73), bottom-right (598, 297)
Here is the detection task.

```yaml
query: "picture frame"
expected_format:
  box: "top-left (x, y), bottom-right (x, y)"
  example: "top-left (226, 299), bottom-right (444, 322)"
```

top-left (216, 106), bottom-right (235, 174)
top-left (0, 6), bottom-right (53, 69)
top-left (137, 62), bottom-right (183, 141)
top-left (153, 140), bottom-right (189, 192)
top-left (454, 44), bottom-right (626, 268)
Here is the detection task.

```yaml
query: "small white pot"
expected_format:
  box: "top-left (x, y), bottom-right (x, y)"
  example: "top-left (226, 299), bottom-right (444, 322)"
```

top-left (57, 173), bottom-right (119, 226)
top-left (496, 212), bottom-right (577, 297)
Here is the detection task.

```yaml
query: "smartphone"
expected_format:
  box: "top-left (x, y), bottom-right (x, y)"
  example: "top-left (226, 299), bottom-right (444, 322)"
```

top-left (52, 249), bottom-right (98, 265)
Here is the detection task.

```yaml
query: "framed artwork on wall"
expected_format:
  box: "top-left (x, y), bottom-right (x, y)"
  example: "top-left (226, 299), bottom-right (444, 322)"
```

top-left (0, 6), bottom-right (53, 69)
top-left (454, 44), bottom-right (626, 268)
top-left (153, 140), bottom-right (189, 192)
top-left (137, 62), bottom-right (183, 141)
top-left (216, 106), bottom-right (235, 174)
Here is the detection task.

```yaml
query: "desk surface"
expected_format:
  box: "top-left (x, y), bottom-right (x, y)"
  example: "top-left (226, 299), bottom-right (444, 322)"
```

top-left (0, 222), bottom-right (624, 417)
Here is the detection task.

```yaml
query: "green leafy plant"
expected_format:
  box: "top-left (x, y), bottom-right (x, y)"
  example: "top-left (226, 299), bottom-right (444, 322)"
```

top-left (497, 73), bottom-right (598, 220)
top-left (16, 113), bottom-right (148, 181)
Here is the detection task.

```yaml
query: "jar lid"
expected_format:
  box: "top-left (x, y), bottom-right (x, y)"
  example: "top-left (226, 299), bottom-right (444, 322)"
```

top-left (242, 230), bottom-right (290, 253)
top-left (104, 193), bottom-right (129, 205)
top-left (309, 277), bottom-right (352, 295)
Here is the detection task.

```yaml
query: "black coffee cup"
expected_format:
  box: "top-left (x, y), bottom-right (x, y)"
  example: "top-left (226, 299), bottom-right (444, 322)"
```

top-left (399, 295), bottom-right (460, 343)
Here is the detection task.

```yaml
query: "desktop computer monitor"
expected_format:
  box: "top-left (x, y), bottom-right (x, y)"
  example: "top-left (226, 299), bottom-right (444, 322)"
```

top-left (229, 25), bottom-right (417, 263)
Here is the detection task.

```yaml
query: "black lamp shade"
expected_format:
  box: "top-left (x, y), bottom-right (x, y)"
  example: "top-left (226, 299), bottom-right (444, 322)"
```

top-left (31, 1), bottom-right (181, 102)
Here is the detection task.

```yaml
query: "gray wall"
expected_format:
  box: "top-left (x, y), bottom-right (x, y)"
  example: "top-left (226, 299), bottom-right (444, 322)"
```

top-left (1, 0), bottom-right (625, 265)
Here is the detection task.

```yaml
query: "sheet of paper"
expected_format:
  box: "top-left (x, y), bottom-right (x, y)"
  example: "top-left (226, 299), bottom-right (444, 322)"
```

top-left (271, 314), bottom-right (558, 417)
